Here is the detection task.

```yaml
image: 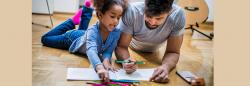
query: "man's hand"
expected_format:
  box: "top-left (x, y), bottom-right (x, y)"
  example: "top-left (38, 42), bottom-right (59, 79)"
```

top-left (149, 64), bottom-right (169, 83)
top-left (103, 59), bottom-right (118, 72)
top-left (96, 64), bottom-right (110, 83)
top-left (122, 59), bottom-right (137, 74)
top-left (149, 35), bottom-right (183, 83)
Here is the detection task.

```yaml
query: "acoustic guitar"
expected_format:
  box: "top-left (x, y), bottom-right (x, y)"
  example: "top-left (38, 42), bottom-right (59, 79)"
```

top-left (177, 0), bottom-right (213, 40)
top-left (177, 0), bottom-right (209, 26)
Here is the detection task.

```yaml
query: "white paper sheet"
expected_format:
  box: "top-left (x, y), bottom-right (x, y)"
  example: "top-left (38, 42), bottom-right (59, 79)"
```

top-left (67, 68), bottom-right (155, 81)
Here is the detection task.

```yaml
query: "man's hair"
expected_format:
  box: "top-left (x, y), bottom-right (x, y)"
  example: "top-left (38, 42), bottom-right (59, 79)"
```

top-left (145, 0), bottom-right (174, 17)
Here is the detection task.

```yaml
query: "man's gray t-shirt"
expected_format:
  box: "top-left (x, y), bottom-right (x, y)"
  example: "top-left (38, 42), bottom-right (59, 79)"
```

top-left (118, 2), bottom-right (186, 52)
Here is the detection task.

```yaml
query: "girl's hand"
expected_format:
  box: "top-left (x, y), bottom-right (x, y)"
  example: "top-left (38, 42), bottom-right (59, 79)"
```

top-left (103, 59), bottom-right (119, 72)
top-left (96, 64), bottom-right (110, 83)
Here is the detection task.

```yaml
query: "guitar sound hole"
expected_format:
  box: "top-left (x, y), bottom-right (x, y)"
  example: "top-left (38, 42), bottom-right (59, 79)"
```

top-left (184, 7), bottom-right (199, 11)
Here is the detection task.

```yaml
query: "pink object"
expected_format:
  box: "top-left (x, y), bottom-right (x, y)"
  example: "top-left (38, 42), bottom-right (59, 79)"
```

top-left (84, 0), bottom-right (91, 8)
top-left (109, 82), bottom-right (130, 86)
top-left (91, 84), bottom-right (106, 86)
top-left (71, 8), bottom-right (83, 25)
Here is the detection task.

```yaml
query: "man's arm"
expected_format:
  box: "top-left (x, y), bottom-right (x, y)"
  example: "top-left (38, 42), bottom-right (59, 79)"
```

top-left (162, 8), bottom-right (185, 70)
top-left (115, 32), bottom-right (137, 74)
top-left (115, 2), bottom-right (135, 60)
top-left (115, 32), bottom-right (132, 60)
top-left (162, 35), bottom-right (183, 72)
top-left (150, 35), bottom-right (183, 83)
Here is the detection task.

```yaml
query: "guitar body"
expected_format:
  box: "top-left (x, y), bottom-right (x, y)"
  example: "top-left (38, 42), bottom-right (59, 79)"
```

top-left (177, 0), bottom-right (209, 27)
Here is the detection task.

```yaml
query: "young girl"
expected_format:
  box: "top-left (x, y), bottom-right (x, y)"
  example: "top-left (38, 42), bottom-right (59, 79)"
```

top-left (41, 0), bottom-right (127, 82)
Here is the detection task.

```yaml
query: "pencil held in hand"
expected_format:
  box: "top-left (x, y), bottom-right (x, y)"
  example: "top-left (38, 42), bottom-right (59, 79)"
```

top-left (115, 60), bottom-right (145, 64)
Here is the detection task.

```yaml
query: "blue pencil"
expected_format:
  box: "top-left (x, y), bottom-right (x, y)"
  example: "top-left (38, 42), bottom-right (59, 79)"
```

top-left (110, 79), bottom-right (140, 83)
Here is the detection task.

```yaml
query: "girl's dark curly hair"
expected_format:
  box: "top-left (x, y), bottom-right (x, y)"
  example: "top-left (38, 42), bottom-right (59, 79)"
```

top-left (93, 0), bottom-right (128, 15)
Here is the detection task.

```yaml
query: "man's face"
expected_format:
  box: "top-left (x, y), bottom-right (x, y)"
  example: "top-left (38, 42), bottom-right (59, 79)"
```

top-left (144, 13), bottom-right (168, 29)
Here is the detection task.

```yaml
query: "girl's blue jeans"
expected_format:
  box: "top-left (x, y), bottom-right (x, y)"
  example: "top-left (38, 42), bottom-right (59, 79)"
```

top-left (41, 6), bottom-right (93, 49)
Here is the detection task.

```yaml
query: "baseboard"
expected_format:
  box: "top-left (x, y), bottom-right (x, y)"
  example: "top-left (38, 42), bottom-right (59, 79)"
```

top-left (204, 21), bottom-right (214, 25)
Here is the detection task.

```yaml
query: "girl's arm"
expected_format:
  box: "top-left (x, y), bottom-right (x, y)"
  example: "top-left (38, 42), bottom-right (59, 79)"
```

top-left (86, 29), bottom-right (110, 82)
top-left (102, 38), bottom-right (118, 71)
top-left (102, 40), bottom-right (117, 61)
top-left (85, 29), bottom-right (102, 69)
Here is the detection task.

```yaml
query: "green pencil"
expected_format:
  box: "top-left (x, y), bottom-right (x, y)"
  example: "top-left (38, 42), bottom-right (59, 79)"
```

top-left (115, 60), bottom-right (145, 64)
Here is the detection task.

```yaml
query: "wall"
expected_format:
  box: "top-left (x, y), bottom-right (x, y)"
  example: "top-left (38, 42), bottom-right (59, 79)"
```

top-left (54, 0), bottom-right (79, 13)
top-left (32, 0), bottom-right (79, 14)
top-left (205, 0), bottom-right (214, 22)
top-left (32, 0), bottom-right (54, 14)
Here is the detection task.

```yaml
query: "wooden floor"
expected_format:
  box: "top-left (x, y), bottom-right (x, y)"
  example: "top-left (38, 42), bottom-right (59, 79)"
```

top-left (32, 13), bottom-right (213, 86)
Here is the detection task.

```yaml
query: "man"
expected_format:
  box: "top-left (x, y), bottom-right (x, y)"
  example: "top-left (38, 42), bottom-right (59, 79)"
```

top-left (115, 0), bottom-right (186, 83)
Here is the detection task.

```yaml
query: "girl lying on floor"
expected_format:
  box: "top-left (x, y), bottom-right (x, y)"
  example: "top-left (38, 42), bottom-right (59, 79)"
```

top-left (41, 0), bottom-right (128, 82)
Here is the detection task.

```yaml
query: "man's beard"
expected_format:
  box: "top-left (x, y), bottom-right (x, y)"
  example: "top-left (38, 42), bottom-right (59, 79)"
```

top-left (145, 21), bottom-right (159, 30)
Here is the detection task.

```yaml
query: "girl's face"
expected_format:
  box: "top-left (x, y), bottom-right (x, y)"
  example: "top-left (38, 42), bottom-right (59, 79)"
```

top-left (99, 4), bottom-right (123, 32)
